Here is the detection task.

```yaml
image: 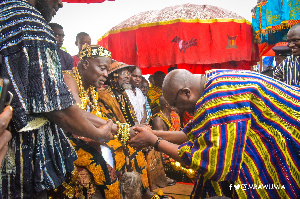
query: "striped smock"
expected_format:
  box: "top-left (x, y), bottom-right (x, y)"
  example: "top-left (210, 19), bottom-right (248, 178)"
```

top-left (0, 1), bottom-right (76, 198)
top-left (179, 69), bottom-right (300, 199)
top-left (273, 54), bottom-right (300, 85)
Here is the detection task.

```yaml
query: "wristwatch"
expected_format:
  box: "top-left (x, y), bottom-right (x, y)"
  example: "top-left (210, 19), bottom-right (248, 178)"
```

top-left (154, 137), bottom-right (163, 151)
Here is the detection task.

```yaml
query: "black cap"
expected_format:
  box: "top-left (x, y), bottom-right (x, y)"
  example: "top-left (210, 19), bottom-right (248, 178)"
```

top-left (272, 46), bottom-right (292, 56)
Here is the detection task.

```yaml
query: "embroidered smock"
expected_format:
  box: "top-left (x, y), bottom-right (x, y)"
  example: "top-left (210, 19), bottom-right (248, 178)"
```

top-left (0, 1), bottom-right (76, 198)
top-left (273, 54), bottom-right (300, 85)
top-left (179, 69), bottom-right (300, 199)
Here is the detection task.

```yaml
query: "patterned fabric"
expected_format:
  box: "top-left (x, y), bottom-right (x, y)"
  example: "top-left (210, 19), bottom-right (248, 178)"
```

top-left (0, 1), bottom-right (76, 198)
top-left (98, 86), bottom-right (136, 126)
top-left (68, 136), bottom-right (121, 199)
top-left (252, 0), bottom-right (300, 44)
top-left (98, 85), bottom-right (149, 189)
top-left (125, 88), bottom-right (145, 123)
top-left (273, 55), bottom-right (300, 85)
top-left (147, 86), bottom-right (162, 112)
top-left (179, 69), bottom-right (300, 199)
top-left (145, 96), bottom-right (152, 122)
top-left (170, 111), bottom-right (181, 131)
top-left (182, 111), bottom-right (193, 127)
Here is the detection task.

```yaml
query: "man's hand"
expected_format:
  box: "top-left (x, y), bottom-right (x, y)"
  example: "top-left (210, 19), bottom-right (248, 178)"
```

top-left (129, 127), bottom-right (137, 139)
top-left (128, 126), bottom-right (157, 150)
top-left (130, 123), bottom-right (152, 139)
top-left (0, 106), bottom-right (13, 167)
top-left (98, 120), bottom-right (114, 142)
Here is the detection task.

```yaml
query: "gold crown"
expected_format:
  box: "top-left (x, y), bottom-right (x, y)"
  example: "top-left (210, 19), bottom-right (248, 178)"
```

top-left (79, 44), bottom-right (111, 60)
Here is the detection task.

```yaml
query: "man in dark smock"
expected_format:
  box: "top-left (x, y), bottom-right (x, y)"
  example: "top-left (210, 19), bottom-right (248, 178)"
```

top-left (0, 0), bottom-right (113, 198)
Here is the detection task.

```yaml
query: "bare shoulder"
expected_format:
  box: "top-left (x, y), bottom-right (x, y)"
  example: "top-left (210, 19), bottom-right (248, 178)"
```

top-left (152, 116), bottom-right (167, 130)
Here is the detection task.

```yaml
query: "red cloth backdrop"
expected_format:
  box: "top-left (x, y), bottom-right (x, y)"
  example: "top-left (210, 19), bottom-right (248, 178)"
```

top-left (98, 19), bottom-right (259, 74)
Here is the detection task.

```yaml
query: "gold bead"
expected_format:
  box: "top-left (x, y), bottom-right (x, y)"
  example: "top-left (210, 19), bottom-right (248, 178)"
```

top-left (186, 169), bottom-right (196, 178)
top-left (173, 162), bottom-right (181, 171)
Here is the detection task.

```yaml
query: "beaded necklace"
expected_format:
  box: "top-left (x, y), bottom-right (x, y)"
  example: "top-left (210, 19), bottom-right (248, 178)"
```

top-left (70, 67), bottom-right (107, 120)
top-left (108, 78), bottom-right (136, 127)
top-left (155, 110), bottom-right (172, 130)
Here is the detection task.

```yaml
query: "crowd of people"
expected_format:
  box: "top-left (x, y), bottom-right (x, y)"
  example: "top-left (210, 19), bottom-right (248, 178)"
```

top-left (0, 0), bottom-right (300, 199)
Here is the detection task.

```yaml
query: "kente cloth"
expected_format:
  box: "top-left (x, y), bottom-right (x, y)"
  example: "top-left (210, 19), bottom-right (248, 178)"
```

top-left (145, 96), bottom-right (152, 122)
top-left (68, 136), bottom-right (121, 199)
top-left (273, 55), bottom-right (300, 85)
top-left (62, 70), bottom-right (121, 199)
top-left (170, 111), bottom-right (181, 131)
top-left (72, 55), bottom-right (80, 67)
top-left (149, 111), bottom-right (181, 131)
top-left (58, 48), bottom-right (74, 71)
top-left (182, 111), bottom-right (193, 127)
top-left (98, 86), bottom-right (136, 126)
top-left (98, 85), bottom-right (149, 189)
top-left (147, 86), bottom-right (162, 111)
top-left (0, 1), bottom-right (77, 198)
top-left (179, 69), bottom-right (300, 199)
top-left (125, 88), bottom-right (145, 123)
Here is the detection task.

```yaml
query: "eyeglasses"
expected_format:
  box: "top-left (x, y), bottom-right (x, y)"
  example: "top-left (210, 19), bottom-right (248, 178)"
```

top-left (172, 87), bottom-right (186, 108)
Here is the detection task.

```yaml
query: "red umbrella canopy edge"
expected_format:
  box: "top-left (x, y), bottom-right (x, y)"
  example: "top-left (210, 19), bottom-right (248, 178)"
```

top-left (98, 4), bottom-right (259, 73)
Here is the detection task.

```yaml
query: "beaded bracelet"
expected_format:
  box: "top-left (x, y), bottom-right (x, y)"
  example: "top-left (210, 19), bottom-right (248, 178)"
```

top-left (115, 121), bottom-right (130, 146)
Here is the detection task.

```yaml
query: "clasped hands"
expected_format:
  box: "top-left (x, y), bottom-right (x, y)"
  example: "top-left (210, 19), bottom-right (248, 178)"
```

top-left (128, 123), bottom-right (158, 150)
top-left (99, 121), bottom-right (157, 150)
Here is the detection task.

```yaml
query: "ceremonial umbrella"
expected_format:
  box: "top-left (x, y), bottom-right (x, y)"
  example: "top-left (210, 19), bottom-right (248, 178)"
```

top-left (97, 4), bottom-right (259, 74)
top-left (252, 0), bottom-right (300, 44)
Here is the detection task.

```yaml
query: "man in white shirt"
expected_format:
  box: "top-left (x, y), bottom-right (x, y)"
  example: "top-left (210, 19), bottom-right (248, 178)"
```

top-left (125, 66), bottom-right (147, 124)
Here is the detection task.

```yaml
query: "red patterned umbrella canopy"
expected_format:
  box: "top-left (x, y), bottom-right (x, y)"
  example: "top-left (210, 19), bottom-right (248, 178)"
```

top-left (98, 4), bottom-right (259, 74)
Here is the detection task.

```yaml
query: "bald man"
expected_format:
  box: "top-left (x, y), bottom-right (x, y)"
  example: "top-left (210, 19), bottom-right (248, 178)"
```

top-left (129, 69), bottom-right (300, 199)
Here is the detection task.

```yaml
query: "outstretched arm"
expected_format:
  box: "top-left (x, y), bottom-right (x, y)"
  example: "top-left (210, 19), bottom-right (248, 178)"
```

top-left (128, 126), bottom-right (183, 163)
top-left (44, 105), bottom-right (113, 142)
top-left (153, 130), bottom-right (189, 145)
top-left (43, 72), bottom-right (115, 142)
